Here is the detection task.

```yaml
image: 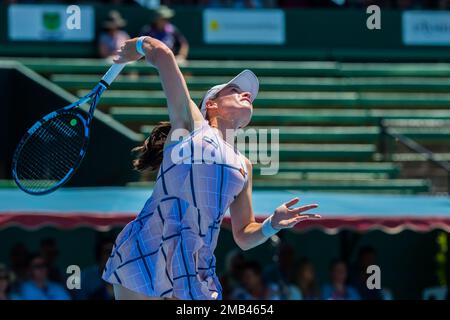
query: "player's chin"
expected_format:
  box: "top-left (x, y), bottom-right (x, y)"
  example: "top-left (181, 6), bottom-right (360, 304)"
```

top-left (238, 110), bottom-right (252, 128)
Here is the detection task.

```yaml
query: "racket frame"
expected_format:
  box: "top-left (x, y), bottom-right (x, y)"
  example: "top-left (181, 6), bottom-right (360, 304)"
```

top-left (11, 82), bottom-right (108, 195)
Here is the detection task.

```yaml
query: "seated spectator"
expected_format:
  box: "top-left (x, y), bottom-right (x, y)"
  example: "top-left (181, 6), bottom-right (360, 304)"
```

top-left (438, 0), bottom-right (450, 9)
top-left (263, 242), bottom-right (297, 285)
top-left (219, 249), bottom-right (246, 300)
top-left (232, 261), bottom-right (301, 300)
top-left (0, 264), bottom-right (15, 300)
top-left (278, 0), bottom-right (313, 7)
top-left (40, 238), bottom-right (63, 284)
top-left (295, 257), bottom-right (321, 300)
top-left (106, 0), bottom-right (137, 4)
top-left (263, 241), bottom-right (301, 299)
top-left (98, 10), bottom-right (130, 60)
top-left (74, 237), bottom-right (114, 300)
top-left (349, 245), bottom-right (385, 300)
top-left (16, 255), bottom-right (70, 300)
top-left (140, 6), bottom-right (189, 65)
top-left (9, 242), bottom-right (30, 283)
top-left (322, 259), bottom-right (360, 300)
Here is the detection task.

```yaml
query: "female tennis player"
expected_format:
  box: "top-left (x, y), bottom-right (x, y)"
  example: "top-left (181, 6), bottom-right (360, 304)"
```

top-left (102, 36), bottom-right (321, 300)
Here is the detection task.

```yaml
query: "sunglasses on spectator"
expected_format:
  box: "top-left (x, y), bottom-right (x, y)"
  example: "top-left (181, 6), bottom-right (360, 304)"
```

top-left (31, 264), bottom-right (47, 269)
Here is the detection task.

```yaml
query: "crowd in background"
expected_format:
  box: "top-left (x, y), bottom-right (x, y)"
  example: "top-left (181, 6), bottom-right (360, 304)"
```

top-left (219, 242), bottom-right (394, 300)
top-left (98, 6), bottom-right (189, 64)
top-left (2, 0), bottom-right (450, 9)
top-left (0, 238), bottom-right (115, 300)
top-left (0, 236), bottom-right (398, 300)
top-left (161, 0), bottom-right (450, 9)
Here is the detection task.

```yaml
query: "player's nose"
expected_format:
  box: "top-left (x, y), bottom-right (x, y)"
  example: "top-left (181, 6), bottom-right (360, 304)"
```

top-left (241, 91), bottom-right (252, 100)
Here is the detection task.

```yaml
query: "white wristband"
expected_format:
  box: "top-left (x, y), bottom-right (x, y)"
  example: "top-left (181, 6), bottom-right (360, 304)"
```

top-left (136, 36), bottom-right (147, 56)
top-left (261, 215), bottom-right (278, 238)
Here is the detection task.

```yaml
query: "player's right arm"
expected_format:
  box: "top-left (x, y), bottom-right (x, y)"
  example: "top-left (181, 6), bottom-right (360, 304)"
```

top-left (113, 37), bottom-right (203, 132)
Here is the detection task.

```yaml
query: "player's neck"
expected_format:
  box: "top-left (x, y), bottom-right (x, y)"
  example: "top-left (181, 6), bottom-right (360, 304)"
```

top-left (209, 117), bottom-right (237, 145)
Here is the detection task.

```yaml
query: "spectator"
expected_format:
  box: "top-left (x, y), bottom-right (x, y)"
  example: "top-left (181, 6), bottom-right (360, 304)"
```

top-left (140, 6), bottom-right (189, 65)
top-left (0, 264), bottom-right (15, 300)
top-left (16, 254), bottom-right (71, 300)
top-left (349, 245), bottom-right (393, 300)
top-left (295, 257), bottom-right (321, 300)
top-left (106, 0), bottom-right (137, 4)
top-left (322, 259), bottom-right (360, 300)
top-left (40, 238), bottom-right (63, 284)
top-left (278, 0), bottom-right (312, 7)
top-left (74, 238), bottom-right (114, 300)
top-left (263, 242), bottom-right (297, 285)
top-left (232, 261), bottom-right (301, 300)
top-left (9, 243), bottom-right (30, 283)
top-left (438, 0), bottom-right (450, 9)
top-left (98, 10), bottom-right (130, 60)
top-left (219, 249), bottom-right (246, 300)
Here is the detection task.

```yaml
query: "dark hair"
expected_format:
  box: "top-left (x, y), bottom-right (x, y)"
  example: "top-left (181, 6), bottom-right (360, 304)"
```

top-left (131, 121), bottom-right (172, 172)
top-left (95, 237), bottom-right (114, 262)
top-left (242, 261), bottom-right (262, 275)
top-left (357, 245), bottom-right (376, 258)
top-left (329, 258), bottom-right (346, 271)
top-left (40, 238), bottom-right (56, 248)
top-left (132, 96), bottom-right (213, 172)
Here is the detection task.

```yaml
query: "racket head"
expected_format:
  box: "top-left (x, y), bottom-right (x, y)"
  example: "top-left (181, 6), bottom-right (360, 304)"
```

top-left (12, 108), bottom-right (90, 195)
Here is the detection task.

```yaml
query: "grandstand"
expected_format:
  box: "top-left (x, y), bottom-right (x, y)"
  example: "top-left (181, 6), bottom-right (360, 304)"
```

top-left (6, 57), bottom-right (449, 194)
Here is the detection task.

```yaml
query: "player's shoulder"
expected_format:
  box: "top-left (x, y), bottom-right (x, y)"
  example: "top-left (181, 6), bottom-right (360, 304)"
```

top-left (242, 155), bottom-right (253, 171)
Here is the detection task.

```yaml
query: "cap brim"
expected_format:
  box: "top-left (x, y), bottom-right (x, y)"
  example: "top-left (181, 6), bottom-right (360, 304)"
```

top-left (200, 69), bottom-right (259, 116)
top-left (225, 69), bottom-right (259, 103)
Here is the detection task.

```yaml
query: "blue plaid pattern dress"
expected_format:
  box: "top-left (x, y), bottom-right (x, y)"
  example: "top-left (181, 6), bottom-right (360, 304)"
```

top-left (102, 120), bottom-right (248, 300)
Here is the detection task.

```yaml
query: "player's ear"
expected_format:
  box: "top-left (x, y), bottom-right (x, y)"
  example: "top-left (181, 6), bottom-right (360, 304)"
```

top-left (205, 99), bottom-right (219, 114)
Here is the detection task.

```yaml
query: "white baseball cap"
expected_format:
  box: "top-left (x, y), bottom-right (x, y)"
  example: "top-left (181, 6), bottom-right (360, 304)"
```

top-left (200, 69), bottom-right (259, 117)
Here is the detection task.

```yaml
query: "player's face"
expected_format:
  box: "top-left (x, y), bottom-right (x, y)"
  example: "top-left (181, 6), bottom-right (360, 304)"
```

top-left (30, 257), bottom-right (48, 281)
top-left (213, 84), bottom-right (253, 128)
top-left (331, 262), bottom-right (347, 284)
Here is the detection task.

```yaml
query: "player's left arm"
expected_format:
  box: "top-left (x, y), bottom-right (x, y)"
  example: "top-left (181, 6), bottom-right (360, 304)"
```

top-left (229, 158), bottom-right (321, 251)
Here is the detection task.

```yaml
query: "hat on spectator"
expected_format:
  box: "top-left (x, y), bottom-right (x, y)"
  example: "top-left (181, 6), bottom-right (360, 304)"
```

top-left (103, 10), bottom-right (127, 29)
top-left (154, 5), bottom-right (175, 20)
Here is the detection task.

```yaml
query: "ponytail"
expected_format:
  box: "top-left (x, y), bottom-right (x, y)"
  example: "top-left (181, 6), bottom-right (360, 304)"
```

top-left (131, 121), bottom-right (171, 171)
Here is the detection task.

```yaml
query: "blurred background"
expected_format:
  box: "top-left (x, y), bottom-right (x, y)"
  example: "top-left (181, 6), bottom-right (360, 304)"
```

top-left (0, 0), bottom-right (450, 300)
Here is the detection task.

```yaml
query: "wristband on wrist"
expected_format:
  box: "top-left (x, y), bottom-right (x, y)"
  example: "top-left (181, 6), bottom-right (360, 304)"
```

top-left (261, 215), bottom-right (278, 238)
top-left (136, 36), bottom-right (147, 56)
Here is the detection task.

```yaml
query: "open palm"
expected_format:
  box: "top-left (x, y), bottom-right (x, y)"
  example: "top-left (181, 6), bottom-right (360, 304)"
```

top-left (271, 197), bottom-right (321, 230)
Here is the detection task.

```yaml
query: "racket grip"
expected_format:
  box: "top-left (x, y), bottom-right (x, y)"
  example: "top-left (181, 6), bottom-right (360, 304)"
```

top-left (101, 63), bottom-right (126, 86)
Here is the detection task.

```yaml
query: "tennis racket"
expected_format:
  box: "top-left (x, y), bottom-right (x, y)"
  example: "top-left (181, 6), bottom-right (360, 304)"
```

top-left (12, 63), bottom-right (126, 195)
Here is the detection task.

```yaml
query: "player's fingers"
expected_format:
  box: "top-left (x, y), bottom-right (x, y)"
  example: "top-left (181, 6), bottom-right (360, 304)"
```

top-left (297, 213), bottom-right (322, 220)
top-left (113, 56), bottom-right (123, 63)
top-left (289, 204), bottom-right (319, 214)
top-left (284, 197), bottom-right (300, 208)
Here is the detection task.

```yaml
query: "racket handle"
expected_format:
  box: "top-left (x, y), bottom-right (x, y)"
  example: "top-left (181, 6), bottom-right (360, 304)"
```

top-left (101, 63), bottom-right (126, 86)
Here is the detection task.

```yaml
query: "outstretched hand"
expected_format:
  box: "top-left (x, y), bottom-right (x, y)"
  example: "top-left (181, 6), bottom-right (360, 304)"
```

top-left (271, 197), bottom-right (320, 230)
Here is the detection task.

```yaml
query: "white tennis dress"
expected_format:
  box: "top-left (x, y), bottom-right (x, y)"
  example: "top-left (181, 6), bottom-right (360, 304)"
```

top-left (102, 120), bottom-right (248, 300)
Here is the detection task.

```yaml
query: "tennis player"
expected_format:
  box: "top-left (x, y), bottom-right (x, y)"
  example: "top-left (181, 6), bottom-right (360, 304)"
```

top-left (102, 36), bottom-right (321, 300)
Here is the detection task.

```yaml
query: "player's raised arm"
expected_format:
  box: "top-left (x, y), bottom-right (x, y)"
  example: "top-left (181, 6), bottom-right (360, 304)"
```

top-left (113, 36), bottom-right (203, 131)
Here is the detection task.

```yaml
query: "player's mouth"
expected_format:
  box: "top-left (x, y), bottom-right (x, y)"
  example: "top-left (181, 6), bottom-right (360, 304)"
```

top-left (241, 98), bottom-right (251, 106)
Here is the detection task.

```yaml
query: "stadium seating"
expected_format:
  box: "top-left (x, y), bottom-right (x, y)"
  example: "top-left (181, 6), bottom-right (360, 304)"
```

top-left (16, 58), bottom-right (450, 194)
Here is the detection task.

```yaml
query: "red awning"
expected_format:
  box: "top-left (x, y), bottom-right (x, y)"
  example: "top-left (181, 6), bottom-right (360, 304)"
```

top-left (1, 212), bottom-right (450, 234)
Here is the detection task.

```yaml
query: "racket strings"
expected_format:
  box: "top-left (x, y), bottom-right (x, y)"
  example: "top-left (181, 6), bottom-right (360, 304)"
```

top-left (15, 113), bottom-right (86, 193)
top-left (18, 132), bottom-right (81, 187)
top-left (22, 123), bottom-right (78, 173)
